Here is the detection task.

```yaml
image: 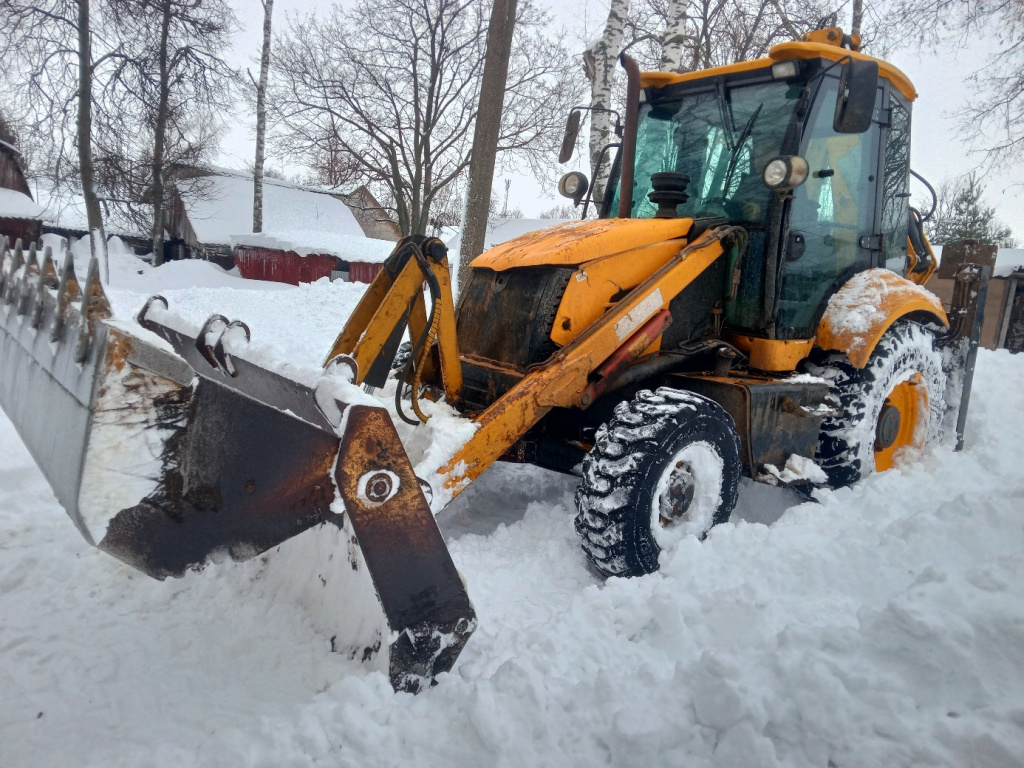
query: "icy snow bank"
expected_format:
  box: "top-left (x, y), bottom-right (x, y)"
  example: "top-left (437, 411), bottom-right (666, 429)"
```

top-left (46, 232), bottom-right (292, 295)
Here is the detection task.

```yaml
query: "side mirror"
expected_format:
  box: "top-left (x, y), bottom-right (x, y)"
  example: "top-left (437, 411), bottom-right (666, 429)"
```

top-left (558, 171), bottom-right (589, 205)
top-left (559, 110), bottom-right (582, 164)
top-left (833, 58), bottom-right (878, 134)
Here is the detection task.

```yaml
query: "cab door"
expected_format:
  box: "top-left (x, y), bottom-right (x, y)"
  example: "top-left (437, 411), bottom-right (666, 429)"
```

top-left (775, 75), bottom-right (886, 338)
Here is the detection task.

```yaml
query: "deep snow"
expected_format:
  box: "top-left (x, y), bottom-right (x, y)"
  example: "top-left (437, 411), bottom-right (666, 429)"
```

top-left (2, 248), bottom-right (1024, 767)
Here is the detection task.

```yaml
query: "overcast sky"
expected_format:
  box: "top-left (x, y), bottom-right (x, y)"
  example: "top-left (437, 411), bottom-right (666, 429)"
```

top-left (219, 0), bottom-right (1022, 237)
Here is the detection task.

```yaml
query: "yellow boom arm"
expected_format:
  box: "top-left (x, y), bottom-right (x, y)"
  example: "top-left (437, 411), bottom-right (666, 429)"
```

top-left (326, 228), bottom-right (733, 505)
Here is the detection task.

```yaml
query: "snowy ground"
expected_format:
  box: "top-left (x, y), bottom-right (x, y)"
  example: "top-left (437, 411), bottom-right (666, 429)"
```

top-left (3, 248), bottom-right (1024, 767)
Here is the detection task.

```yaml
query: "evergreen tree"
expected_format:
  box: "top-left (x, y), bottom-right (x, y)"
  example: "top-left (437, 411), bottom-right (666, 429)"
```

top-left (927, 173), bottom-right (1017, 247)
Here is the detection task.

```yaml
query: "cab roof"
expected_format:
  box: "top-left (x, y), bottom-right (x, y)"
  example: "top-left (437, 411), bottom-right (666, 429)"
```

top-left (639, 35), bottom-right (916, 102)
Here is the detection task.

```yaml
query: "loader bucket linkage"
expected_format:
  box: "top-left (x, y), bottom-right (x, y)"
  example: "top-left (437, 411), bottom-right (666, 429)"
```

top-left (0, 238), bottom-right (475, 692)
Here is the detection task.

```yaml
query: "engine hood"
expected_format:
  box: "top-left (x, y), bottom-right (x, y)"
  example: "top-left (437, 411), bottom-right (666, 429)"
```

top-left (470, 217), bottom-right (694, 271)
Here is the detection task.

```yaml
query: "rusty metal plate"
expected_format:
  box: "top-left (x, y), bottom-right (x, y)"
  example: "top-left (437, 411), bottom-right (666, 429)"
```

top-left (336, 406), bottom-right (476, 691)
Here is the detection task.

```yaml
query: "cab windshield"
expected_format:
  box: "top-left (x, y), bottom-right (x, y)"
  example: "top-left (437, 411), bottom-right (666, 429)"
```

top-left (610, 79), bottom-right (804, 225)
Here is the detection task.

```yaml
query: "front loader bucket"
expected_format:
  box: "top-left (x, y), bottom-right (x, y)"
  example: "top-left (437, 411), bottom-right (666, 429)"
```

top-left (0, 239), bottom-right (474, 692)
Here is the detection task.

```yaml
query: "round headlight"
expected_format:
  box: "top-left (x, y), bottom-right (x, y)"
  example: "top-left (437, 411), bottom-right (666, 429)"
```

top-left (558, 171), bottom-right (589, 203)
top-left (763, 158), bottom-right (789, 189)
top-left (788, 156), bottom-right (809, 187)
top-left (762, 155), bottom-right (809, 191)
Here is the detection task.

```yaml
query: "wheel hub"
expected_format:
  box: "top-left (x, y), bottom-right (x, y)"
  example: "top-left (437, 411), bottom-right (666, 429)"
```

top-left (875, 402), bottom-right (901, 450)
top-left (658, 460), bottom-right (696, 527)
top-left (874, 374), bottom-right (927, 472)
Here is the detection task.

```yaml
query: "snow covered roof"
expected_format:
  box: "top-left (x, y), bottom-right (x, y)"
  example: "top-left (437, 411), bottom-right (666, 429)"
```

top-left (446, 217), bottom-right (573, 254)
top-left (176, 169), bottom-right (397, 263)
top-left (32, 183), bottom-right (151, 239)
top-left (231, 231), bottom-right (396, 264)
top-left (0, 187), bottom-right (44, 220)
top-left (181, 171), bottom-right (362, 245)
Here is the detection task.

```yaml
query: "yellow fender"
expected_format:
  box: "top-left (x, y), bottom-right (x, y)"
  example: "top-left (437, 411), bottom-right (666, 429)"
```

top-left (816, 268), bottom-right (949, 368)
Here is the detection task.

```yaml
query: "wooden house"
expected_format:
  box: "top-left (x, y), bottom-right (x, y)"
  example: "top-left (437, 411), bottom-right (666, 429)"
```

top-left (0, 141), bottom-right (43, 246)
top-left (338, 185), bottom-right (401, 242)
top-left (167, 168), bottom-right (398, 283)
top-left (28, 176), bottom-right (153, 255)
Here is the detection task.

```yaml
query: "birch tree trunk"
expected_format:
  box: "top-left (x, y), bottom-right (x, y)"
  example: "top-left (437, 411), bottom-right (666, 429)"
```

top-left (658, 0), bottom-right (691, 72)
top-left (584, 0), bottom-right (629, 208)
top-left (767, 0), bottom-right (800, 39)
top-left (851, 0), bottom-right (863, 38)
top-left (77, 0), bottom-right (108, 280)
top-left (253, 0), bottom-right (273, 233)
top-left (150, 0), bottom-right (171, 267)
top-left (457, 0), bottom-right (518, 297)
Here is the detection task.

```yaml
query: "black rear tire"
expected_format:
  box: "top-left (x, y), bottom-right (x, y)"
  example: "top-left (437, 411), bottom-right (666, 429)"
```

top-left (574, 388), bottom-right (742, 578)
top-left (803, 320), bottom-right (945, 488)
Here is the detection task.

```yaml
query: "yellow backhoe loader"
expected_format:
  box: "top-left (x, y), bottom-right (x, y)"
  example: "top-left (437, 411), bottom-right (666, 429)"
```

top-left (0, 27), bottom-right (990, 691)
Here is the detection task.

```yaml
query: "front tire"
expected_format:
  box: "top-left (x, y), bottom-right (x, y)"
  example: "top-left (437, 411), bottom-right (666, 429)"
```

top-left (805, 320), bottom-right (946, 488)
top-left (574, 388), bottom-right (742, 578)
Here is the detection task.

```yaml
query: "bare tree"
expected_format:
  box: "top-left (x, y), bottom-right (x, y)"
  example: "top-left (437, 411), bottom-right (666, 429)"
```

top-left (538, 202), bottom-right (578, 219)
top-left (427, 180), bottom-right (465, 236)
top-left (268, 0), bottom-right (582, 237)
top-left (882, 0), bottom-right (1024, 175)
top-left (612, 0), bottom-right (835, 74)
top-left (459, 0), bottom-right (518, 295)
top-left (104, 0), bottom-right (236, 265)
top-left (76, 0), bottom-right (108, 273)
top-left (1, 0), bottom-right (111, 272)
top-left (495, 178), bottom-right (524, 218)
top-left (576, 0), bottom-right (834, 208)
top-left (850, 0), bottom-right (863, 38)
top-left (252, 0), bottom-right (273, 233)
top-left (2, 0), bottom-right (235, 267)
top-left (302, 137), bottom-right (364, 190)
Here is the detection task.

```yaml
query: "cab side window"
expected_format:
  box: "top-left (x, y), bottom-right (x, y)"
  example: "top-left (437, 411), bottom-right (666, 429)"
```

top-left (880, 98), bottom-right (911, 273)
top-left (777, 76), bottom-right (879, 336)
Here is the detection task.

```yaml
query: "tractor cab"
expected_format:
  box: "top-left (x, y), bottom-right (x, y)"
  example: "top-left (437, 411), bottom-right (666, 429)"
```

top-left (562, 29), bottom-right (935, 343)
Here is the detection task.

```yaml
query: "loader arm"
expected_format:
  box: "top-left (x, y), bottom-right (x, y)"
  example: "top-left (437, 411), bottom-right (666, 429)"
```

top-left (325, 236), bottom-right (462, 403)
top-left (438, 227), bottom-right (733, 497)
top-left (330, 229), bottom-right (735, 506)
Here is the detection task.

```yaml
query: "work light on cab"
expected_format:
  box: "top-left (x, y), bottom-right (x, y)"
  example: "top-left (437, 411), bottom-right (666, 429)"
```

top-left (558, 171), bottom-right (589, 205)
top-left (763, 155), bottom-right (809, 191)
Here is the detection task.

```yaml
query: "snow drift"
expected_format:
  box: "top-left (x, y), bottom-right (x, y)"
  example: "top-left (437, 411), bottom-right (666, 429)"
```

top-left (2, 247), bottom-right (1023, 767)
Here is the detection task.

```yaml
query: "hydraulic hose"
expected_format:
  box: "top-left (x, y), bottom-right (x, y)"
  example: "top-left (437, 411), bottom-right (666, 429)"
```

top-left (394, 238), bottom-right (445, 426)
